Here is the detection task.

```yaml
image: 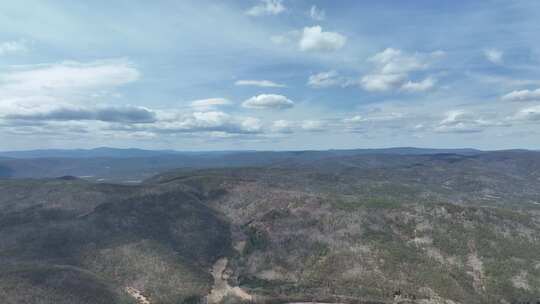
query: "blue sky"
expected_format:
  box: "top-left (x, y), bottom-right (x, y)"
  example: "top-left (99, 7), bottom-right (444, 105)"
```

top-left (0, 0), bottom-right (539, 150)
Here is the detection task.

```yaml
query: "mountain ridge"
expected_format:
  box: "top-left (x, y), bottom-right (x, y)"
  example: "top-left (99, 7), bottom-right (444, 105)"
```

top-left (0, 147), bottom-right (485, 159)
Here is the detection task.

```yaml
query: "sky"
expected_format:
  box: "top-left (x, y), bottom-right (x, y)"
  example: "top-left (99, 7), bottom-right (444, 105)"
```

top-left (0, 0), bottom-right (539, 151)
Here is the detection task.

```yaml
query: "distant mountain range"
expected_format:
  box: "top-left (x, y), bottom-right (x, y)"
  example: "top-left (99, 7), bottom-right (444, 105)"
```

top-left (0, 147), bottom-right (185, 159)
top-left (0, 147), bottom-right (483, 159)
top-left (4, 147), bottom-right (537, 182)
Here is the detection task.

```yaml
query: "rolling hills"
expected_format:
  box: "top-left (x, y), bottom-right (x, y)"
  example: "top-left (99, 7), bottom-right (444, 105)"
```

top-left (0, 149), bottom-right (539, 304)
top-left (0, 147), bottom-right (483, 181)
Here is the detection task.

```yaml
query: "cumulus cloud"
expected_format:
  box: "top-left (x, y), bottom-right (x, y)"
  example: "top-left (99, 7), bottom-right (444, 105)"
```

top-left (246, 0), bottom-right (285, 16)
top-left (301, 120), bottom-right (325, 131)
top-left (501, 88), bottom-right (540, 102)
top-left (360, 48), bottom-right (442, 92)
top-left (148, 111), bottom-right (264, 135)
top-left (190, 98), bottom-right (231, 110)
top-left (99, 111), bottom-right (263, 137)
top-left (484, 48), bottom-right (503, 64)
top-left (369, 48), bottom-right (429, 74)
top-left (0, 59), bottom-right (143, 130)
top-left (401, 77), bottom-right (436, 92)
top-left (271, 120), bottom-right (294, 133)
top-left (241, 117), bottom-right (263, 133)
top-left (242, 94), bottom-right (294, 109)
top-left (309, 5), bottom-right (325, 21)
top-left (434, 110), bottom-right (497, 133)
top-left (273, 26), bottom-right (346, 52)
top-left (15, 110), bottom-right (268, 139)
top-left (0, 60), bottom-right (141, 122)
top-left (299, 26), bottom-right (346, 52)
top-left (0, 40), bottom-right (28, 55)
top-left (361, 73), bottom-right (406, 92)
top-left (234, 80), bottom-right (285, 87)
top-left (175, 111), bottom-right (229, 130)
top-left (0, 59), bottom-right (291, 140)
top-left (270, 119), bottom-right (328, 133)
top-left (307, 70), bottom-right (355, 88)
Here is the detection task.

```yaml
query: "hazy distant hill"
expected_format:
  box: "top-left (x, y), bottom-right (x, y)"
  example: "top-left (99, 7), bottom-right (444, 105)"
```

top-left (0, 147), bottom-right (183, 159)
top-left (0, 147), bottom-right (481, 159)
top-left (0, 147), bottom-right (484, 181)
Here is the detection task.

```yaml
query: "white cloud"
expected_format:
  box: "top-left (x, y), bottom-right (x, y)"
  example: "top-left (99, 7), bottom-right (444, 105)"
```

top-left (190, 98), bottom-right (231, 110)
top-left (360, 48), bottom-right (442, 92)
top-left (187, 111), bottom-right (229, 127)
top-left (270, 119), bottom-right (328, 133)
top-left (0, 59), bottom-right (278, 139)
top-left (299, 26), bottom-right (346, 52)
top-left (2, 105), bottom-right (156, 123)
top-left (0, 60), bottom-right (141, 124)
top-left (307, 70), bottom-right (354, 88)
top-left (344, 112), bottom-right (404, 124)
top-left (484, 48), bottom-right (503, 64)
top-left (401, 77), bottom-right (436, 92)
top-left (343, 115), bottom-right (366, 124)
top-left (246, 0), bottom-right (285, 16)
top-left (0, 60), bottom-right (139, 100)
top-left (308, 71), bottom-right (339, 88)
top-left (241, 117), bottom-right (263, 132)
top-left (360, 73), bottom-right (406, 92)
top-left (146, 111), bottom-right (263, 135)
top-left (242, 94), bottom-right (294, 109)
top-left (271, 120), bottom-right (294, 133)
top-left (434, 110), bottom-right (498, 133)
top-left (512, 105), bottom-right (540, 122)
top-left (413, 123), bottom-right (425, 131)
top-left (501, 88), bottom-right (540, 102)
top-left (301, 120), bottom-right (325, 131)
top-left (342, 109), bottom-right (407, 133)
top-left (0, 40), bottom-right (28, 55)
top-left (234, 79), bottom-right (285, 87)
top-left (369, 48), bottom-right (428, 74)
top-left (309, 5), bottom-right (325, 21)
top-left (0, 107), bottom-right (272, 139)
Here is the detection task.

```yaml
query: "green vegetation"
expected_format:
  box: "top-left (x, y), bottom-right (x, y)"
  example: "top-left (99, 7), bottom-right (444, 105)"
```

top-left (0, 264), bottom-right (134, 304)
top-left (331, 196), bottom-right (402, 212)
top-left (0, 184), bottom-right (231, 304)
top-left (1, 151), bottom-right (540, 303)
top-left (244, 225), bottom-right (271, 254)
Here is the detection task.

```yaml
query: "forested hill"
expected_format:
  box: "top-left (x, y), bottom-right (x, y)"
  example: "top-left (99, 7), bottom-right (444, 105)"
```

top-left (0, 150), bottom-right (539, 303)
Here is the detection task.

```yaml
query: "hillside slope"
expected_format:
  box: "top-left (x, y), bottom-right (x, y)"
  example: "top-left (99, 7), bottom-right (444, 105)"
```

top-left (0, 151), bottom-right (539, 304)
top-left (0, 180), bottom-right (231, 304)
top-left (151, 166), bottom-right (540, 304)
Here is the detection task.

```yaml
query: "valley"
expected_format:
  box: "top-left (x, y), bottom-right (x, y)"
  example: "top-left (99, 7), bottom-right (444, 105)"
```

top-left (0, 150), bottom-right (539, 304)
